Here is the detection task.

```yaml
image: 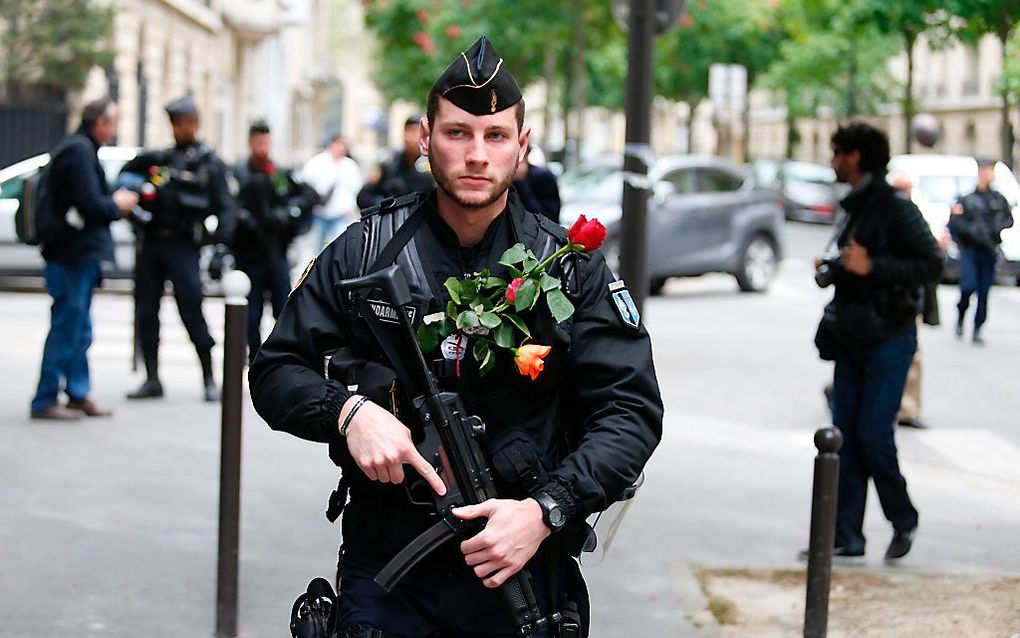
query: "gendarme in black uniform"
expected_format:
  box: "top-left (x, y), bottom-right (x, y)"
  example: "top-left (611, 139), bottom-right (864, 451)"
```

top-left (249, 37), bottom-right (662, 638)
top-left (948, 159), bottom-right (1014, 342)
top-left (231, 121), bottom-right (319, 363)
top-left (121, 95), bottom-right (234, 401)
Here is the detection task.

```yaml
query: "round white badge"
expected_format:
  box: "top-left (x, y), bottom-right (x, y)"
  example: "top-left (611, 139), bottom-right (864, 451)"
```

top-left (440, 333), bottom-right (468, 361)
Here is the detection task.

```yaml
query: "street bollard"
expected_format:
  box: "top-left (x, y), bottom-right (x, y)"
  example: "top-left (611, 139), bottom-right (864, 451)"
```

top-left (216, 270), bottom-right (250, 638)
top-left (804, 426), bottom-right (843, 638)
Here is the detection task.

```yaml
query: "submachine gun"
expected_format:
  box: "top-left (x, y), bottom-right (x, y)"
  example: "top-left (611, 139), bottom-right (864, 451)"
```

top-left (336, 264), bottom-right (562, 638)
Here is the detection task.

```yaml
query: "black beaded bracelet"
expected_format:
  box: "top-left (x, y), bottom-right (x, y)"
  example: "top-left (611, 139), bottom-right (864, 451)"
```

top-left (340, 396), bottom-right (369, 437)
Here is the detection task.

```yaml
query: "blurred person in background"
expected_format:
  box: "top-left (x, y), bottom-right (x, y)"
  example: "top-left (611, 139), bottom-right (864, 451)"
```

top-left (30, 97), bottom-right (139, 420)
top-left (231, 120), bottom-right (319, 363)
top-left (513, 144), bottom-right (561, 224)
top-left (949, 158), bottom-right (1014, 345)
top-left (120, 95), bottom-right (234, 402)
top-left (810, 123), bottom-right (942, 562)
top-left (301, 134), bottom-right (362, 250)
top-left (356, 114), bottom-right (435, 208)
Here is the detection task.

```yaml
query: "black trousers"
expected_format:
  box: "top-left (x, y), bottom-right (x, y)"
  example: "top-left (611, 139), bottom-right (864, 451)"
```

top-left (135, 238), bottom-right (214, 378)
top-left (236, 250), bottom-right (290, 363)
top-left (832, 327), bottom-right (919, 551)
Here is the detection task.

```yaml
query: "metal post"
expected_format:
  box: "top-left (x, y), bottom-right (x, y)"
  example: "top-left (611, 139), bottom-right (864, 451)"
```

top-left (216, 271), bottom-right (250, 638)
top-left (804, 426), bottom-right (843, 638)
top-left (619, 0), bottom-right (655, 315)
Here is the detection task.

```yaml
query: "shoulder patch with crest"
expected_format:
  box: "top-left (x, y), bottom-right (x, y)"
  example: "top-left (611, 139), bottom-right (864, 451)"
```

top-left (608, 279), bottom-right (640, 330)
top-left (291, 258), bottom-right (315, 295)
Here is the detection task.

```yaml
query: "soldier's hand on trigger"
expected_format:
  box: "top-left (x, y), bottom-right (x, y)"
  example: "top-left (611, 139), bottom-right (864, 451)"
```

top-left (341, 396), bottom-right (447, 495)
top-left (113, 188), bottom-right (140, 215)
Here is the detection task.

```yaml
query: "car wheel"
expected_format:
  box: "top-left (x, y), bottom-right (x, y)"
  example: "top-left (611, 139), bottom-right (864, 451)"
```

top-left (649, 277), bottom-right (667, 296)
top-left (736, 234), bottom-right (778, 293)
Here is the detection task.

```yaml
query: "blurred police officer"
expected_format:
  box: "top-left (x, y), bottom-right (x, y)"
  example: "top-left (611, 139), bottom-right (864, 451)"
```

top-left (514, 145), bottom-right (561, 224)
top-left (356, 114), bottom-right (436, 209)
top-left (121, 95), bottom-right (234, 401)
top-left (949, 158), bottom-right (1014, 344)
top-left (250, 36), bottom-right (661, 637)
top-left (231, 120), bottom-right (318, 362)
top-left (30, 97), bottom-right (139, 420)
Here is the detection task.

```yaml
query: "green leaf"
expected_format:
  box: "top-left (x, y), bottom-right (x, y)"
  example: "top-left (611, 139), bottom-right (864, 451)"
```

top-left (417, 323), bottom-right (440, 353)
top-left (499, 243), bottom-right (528, 267)
top-left (456, 310), bottom-right (480, 330)
top-left (545, 288), bottom-right (575, 323)
top-left (493, 322), bottom-right (515, 348)
top-left (507, 266), bottom-right (523, 279)
top-left (444, 277), bottom-right (462, 304)
top-left (505, 313), bottom-right (532, 338)
top-left (461, 279), bottom-right (479, 298)
top-left (513, 279), bottom-right (538, 312)
top-left (479, 268), bottom-right (491, 279)
top-left (523, 256), bottom-right (539, 272)
top-left (446, 300), bottom-right (458, 320)
top-left (485, 276), bottom-right (508, 290)
top-left (472, 338), bottom-right (490, 363)
top-left (479, 311), bottom-right (502, 329)
top-left (479, 351), bottom-right (496, 376)
top-left (539, 273), bottom-right (561, 292)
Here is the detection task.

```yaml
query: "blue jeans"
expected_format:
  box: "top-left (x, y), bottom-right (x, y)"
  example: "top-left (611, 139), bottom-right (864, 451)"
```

top-left (833, 326), bottom-right (919, 551)
top-left (957, 247), bottom-right (996, 329)
top-left (316, 214), bottom-right (350, 251)
top-left (31, 260), bottom-right (100, 412)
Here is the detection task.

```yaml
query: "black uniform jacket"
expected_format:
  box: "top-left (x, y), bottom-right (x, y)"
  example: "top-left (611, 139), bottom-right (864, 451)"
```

top-left (41, 128), bottom-right (120, 266)
top-left (121, 142), bottom-right (234, 242)
top-left (356, 150), bottom-right (436, 210)
top-left (249, 190), bottom-right (662, 559)
top-left (832, 176), bottom-right (944, 332)
top-left (949, 188), bottom-right (1014, 253)
top-left (231, 159), bottom-right (318, 260)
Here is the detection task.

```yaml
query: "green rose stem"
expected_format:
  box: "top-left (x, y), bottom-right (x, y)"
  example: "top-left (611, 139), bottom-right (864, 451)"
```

top-left (528, 243), bottom-right (583, 278)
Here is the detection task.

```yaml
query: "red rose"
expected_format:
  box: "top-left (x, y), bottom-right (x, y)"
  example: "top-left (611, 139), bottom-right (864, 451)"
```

top-left (148, 165), bottom-right (159, 176)
top-left (567, 215), bottom-right (606, 252)
top-left (263, 161), bottom-right (276, 175)
top-left (446, 24), bottom-right (461, 39)
top-left (506, 277), bottom-right (524, 302)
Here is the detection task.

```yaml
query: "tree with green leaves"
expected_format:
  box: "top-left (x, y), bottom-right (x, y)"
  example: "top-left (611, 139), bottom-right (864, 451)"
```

top-left (0, 0), bottom-right (114, 102)
top-left (949, 0), bottom-right (1020, 168)
top-left (863, 0), bottom-right (942, 153)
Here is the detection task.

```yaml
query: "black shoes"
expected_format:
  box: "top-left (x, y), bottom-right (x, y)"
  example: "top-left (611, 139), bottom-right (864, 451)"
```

top-left (885, 528), bottom-right (916, 561)
top-left (898, 418), bottom-right (929, 429)
top-left (972, 331), bottom-right (985, 345)
top-left (955, 321), bottom-right (964, 338)
top-left (203, 379), bottom-right (220, 402)
top-left (797, 545), bottom-right (865, 562)
top-left (127, 379), bottom-right (164, 399)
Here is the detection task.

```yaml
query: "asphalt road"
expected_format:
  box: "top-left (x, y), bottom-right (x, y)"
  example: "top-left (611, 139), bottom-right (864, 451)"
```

top-left (2, 220), bottom-right (1018, 637)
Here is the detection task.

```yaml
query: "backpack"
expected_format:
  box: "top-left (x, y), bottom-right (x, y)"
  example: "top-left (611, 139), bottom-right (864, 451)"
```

top-left (14, 134), bottom-right (93, 245)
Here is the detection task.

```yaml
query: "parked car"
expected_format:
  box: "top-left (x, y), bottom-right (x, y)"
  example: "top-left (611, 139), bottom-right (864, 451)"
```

top-left (560, 155), bottom-right (785, 294)
top-left (887, 154), bottom-right (1020, 285)
top-left (0, 146), bottom-right (139, 278)
top-left (752, 158), bottom-right (845, 223)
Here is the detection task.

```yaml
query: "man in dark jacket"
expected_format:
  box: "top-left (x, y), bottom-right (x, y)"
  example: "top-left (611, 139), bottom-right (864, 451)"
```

top-left (250, 36), bottom-right (661, 637)
top-left (30, 97), bottom-right (140, 420)
top-left (813, 122), bottom-right (943, 562)
top-left (231, 120), bottom-right (318, 362)
top-left (356, 115), bottom-right (436, 209)
top-left (513, 145), bottom-right (561, 224)
top-left (949, 158), bottom-right (1014, 344)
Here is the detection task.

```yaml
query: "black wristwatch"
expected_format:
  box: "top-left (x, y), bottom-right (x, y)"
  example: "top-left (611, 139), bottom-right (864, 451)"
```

top-left (532, 491), bottom-right (566, 532)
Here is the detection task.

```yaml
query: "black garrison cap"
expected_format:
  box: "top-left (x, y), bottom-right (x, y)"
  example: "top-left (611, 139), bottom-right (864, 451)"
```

top-left (975, 157), bottom-right (998, 168)
top-left (165, 95), bottom-right (198, 120)
top-left (432, 35), bottom-right (522, 115)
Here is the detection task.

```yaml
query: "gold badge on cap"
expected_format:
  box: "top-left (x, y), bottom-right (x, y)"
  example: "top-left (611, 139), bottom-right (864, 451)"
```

top-left (490, 90), bottom-right (497, 113)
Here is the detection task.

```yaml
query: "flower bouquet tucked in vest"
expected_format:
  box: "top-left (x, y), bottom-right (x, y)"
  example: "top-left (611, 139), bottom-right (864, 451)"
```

top-left (417, 216), bottom-right (606, 380)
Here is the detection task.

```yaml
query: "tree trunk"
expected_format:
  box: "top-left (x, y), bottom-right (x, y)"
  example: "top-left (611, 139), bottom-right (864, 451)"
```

top-left (540, 49), bottom-right (556, 151)
top-left (904, 30), bottom-right (916, 154)
top-left (569, 0), bottom-right (587, 167)
top-left (846, 44), bottom-right (858, 118)
top-left (785, 103), bottom-right (798, 159)
top-left (1000, 32), bottom-right (1016, 170)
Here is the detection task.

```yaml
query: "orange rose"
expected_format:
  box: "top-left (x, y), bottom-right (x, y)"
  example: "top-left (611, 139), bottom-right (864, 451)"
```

top-left (513, 344), bottom-right (552, 381)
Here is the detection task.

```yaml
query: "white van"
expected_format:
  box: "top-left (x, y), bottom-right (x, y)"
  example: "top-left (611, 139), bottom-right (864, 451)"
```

top-left (887, 154), bottom-right (1020, 285)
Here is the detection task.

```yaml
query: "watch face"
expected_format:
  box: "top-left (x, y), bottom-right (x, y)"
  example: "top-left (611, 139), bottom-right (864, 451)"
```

top-left (548, 507), bottom-right (565, 527)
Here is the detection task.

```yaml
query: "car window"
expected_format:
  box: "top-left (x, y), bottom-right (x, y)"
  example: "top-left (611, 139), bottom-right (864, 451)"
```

top-left (0, 170), bottom-right (36, 200)
top-left (696, 168), bottom-right (744, 193)
top-left (661, 168), bottom-right (694, 195)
